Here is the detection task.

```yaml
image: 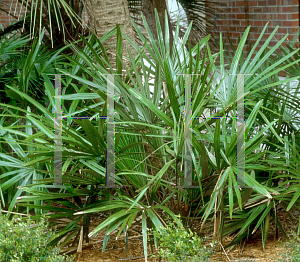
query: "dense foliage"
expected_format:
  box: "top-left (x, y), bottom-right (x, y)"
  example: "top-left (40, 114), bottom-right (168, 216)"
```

top-left (0, 9), bottom-right (300, 260)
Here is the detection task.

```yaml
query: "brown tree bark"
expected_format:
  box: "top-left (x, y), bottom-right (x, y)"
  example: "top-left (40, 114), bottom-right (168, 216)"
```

top-left (87, 0), bottom-right (137, 69)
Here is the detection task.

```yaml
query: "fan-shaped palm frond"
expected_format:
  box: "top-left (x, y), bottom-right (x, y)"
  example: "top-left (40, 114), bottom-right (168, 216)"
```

top-left (1, 0), bottom-right (90, 47)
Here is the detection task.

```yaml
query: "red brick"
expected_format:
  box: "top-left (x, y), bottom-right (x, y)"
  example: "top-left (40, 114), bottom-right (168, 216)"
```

top-left (241, 20), bottom-right (247, 26)
top-left (264, 6), bottom-right (277, 12)
top-left (258, 14), bottom-right (264, 19)
top-left (270, 14), bottom-right (277, 19)
top-left (237, 14), bottom-right (245, 19)
top-left (248, 7), bottom-right (254, 12)
top-left (277, 14), bottom-right (287, 20)
top-left (232, 7), bottom-right (239, 12)
top-left (292, 13), bottom-right (299, 20)
top-left (254, 21), bottom-right (263, 26)
top-left (282, 6), bottom-right (293, 12)
top-left (254, 33), bottom-right (262, 38)
top-left (220, 26), bottom-right (229, 31)
top-left (267, 0), bottom-right (277, 4)
top-left (260, 14), bottom-right (267, 19)
top-left (232, 20), bottom-right (240, 25)
top-left (282, 20), bottom-right (299, 27)
top-left (265, 20), bottom-right (272, 26)
top-left (236, 1), bottom-right (245, 6)
top-left (232, 32), bottom-right (240, 38)
top-left (227, 1), bottom-right (236, 6)
top-left (278, 28), bottom-right (288, 34)
top-left (221, 7), bottom-right (231, 13)
top-left (288, 28), bottom-right (299, 34)
top-left (254, 7), bottom-right (263, 12)
top-left (248, 1), bottom-right (257, 5)
top-left (288, 27), bottom-right (298, 33)
top-left (250, 27), bottom-right (260, 32)
top-left (273, 21), bottom-right (282, 26)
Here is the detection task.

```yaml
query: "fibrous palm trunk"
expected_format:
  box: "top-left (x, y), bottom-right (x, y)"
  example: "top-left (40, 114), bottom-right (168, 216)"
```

top-left (87, 0), bottom-right (137, 68)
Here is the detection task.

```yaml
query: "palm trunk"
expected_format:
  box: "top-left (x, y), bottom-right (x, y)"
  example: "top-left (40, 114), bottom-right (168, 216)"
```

top-left (87, 0), bottom-right (137, 68)
top-left (141, 0), bottom-right (173, 54)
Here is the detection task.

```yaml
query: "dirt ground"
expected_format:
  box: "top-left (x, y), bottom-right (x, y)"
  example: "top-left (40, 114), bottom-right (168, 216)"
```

top-left (67, 207), bottom-right (299, 262)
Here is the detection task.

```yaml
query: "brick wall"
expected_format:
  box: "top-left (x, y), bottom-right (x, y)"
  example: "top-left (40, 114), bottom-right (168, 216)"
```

top-left (214, 0), bottom-right (299, 52)
top-left (0, 0), bottom-right (22, 27)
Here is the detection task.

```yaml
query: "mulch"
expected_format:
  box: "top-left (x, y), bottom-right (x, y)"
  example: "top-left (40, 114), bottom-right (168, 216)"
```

top-left (69, 206), bottom-right (299, 262)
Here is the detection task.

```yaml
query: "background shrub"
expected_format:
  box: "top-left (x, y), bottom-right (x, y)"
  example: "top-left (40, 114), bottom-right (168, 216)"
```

top-left (0, 213), bottom-right (74, 262)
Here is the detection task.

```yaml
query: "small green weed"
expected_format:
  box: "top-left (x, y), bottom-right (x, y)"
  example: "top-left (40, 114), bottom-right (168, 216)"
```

top-left (276, 230), bottom-right (300, 262)
top-left (152, 217), bottom-right (214, 261)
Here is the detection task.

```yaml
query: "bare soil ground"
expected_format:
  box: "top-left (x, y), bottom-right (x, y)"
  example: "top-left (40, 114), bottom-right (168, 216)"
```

top-left (71, 207), bottom-right (299, 262)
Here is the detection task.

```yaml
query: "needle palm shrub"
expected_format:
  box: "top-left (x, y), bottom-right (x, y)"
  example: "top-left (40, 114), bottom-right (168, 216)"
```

top-left (0, 9), bottom-right (300, 261)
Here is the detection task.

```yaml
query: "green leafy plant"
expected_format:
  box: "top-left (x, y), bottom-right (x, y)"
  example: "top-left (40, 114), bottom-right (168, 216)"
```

top-left (0, 213), bottom-right (75, 262)
top-left (276, 231), bottom-right (300, 262)
top-left (0, 28), bottom-right (66, 105)
top-left (152, 216), bottom-right (214, 261)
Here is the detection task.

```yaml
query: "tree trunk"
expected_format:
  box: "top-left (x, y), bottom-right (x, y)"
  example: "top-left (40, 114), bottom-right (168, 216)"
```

top-left (87, 0), bottom-right (137, 69)
top-left (141, 0), bottom-right (173, 54)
